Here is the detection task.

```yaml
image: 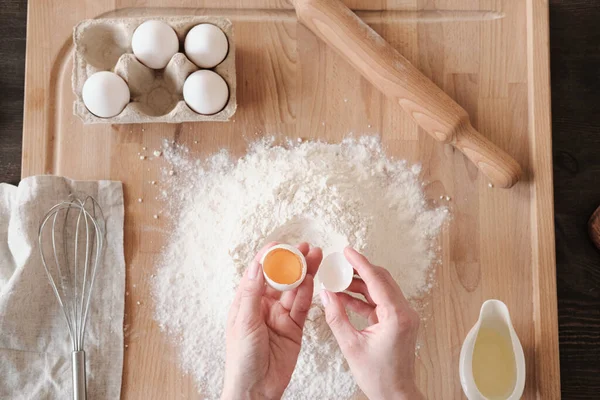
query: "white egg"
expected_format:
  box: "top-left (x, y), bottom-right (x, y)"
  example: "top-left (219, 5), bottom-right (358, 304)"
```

top-left (82, 71), bottom-right (130, 118)
top-left (132, 20), bottom-right (179, 69)
top-left (183, 70), bottom-right (229, 115)
top-left (317, 252), bottom-right (354, 293)
top-left (261, 244), bottom-right (308, 292)
top-left (184, 24), bottom-right (229, 68)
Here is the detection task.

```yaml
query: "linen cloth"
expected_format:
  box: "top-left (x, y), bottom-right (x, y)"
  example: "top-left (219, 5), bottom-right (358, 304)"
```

top-left (0, 176), bottom-right (124, 399)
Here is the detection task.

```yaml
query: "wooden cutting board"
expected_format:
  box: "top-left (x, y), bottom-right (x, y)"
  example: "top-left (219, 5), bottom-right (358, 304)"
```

top-left (21, 0), bottom-right (559, 398)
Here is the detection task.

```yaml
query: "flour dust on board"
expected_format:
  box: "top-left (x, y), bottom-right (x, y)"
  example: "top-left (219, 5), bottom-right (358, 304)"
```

top-left (152, 136), bottom-right (447, 399)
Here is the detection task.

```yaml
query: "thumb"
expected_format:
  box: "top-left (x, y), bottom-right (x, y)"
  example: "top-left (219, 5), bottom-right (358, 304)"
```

top-left (320, 290), bottom-right (358, 350)
top-left (237, 260), bottom-right (265, 329)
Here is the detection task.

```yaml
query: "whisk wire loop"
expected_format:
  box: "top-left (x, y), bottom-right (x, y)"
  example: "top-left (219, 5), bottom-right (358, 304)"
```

top-left (38, 194), bottom-right (105, 400)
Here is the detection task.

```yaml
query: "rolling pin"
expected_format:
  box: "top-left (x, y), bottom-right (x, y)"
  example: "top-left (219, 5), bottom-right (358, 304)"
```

top-left (290, 0), bottom-right (522, 188)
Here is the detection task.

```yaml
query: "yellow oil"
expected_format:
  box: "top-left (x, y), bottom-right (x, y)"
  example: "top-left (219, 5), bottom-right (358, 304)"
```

top-left (472, 326), bottom-right (517, 399)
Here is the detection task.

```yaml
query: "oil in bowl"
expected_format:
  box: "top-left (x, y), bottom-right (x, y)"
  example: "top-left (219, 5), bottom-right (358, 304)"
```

top-left (472, 327), bottom-right (517, 399)
top-left (459, 299), bottom-right (526, 400)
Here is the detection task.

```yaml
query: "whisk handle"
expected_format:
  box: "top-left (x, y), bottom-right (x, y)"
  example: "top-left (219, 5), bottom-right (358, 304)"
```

top-left (72, 350), bottom-right (87, 400)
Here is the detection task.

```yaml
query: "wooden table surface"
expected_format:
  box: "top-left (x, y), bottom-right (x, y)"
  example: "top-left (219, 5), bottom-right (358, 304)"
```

top-left (0, 0), bottom-right (598, 398)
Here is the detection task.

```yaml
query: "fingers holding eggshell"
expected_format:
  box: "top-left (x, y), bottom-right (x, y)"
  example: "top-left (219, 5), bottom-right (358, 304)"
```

top-left (337, 292), bottom-right (378, 325)
top-left (279, 244), bottom-right (319, 309)
top-left (278, 245), bottom-right (323, 309)
top-left (229, 242), bottom-right (279, 326)
top-left (296, 242), bottom-right (310, 257)
top-left (346, 278), bottom-right (376, 305)
top-left (343, 247), bottom-right (408, 306)
top-left (229, 258), bottom-right (263, 330)
top-left (255, 241), bottom-right (286, 301)
top-left (304, 246), bottom-right (324, 277)
top-left (289, 274), bottom-right (315, 329)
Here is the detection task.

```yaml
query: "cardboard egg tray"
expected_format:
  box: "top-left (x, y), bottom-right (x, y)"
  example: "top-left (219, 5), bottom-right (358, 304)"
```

top-left (72, 16), bottom-right (236, 124)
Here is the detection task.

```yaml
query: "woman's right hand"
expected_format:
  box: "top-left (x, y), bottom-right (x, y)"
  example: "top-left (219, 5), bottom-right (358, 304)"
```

top-left (320, 247), bottom-right (424, 400)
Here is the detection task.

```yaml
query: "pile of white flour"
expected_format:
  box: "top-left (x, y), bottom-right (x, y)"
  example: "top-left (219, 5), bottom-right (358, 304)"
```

top-left (153, 136), bottom-right (447, 399)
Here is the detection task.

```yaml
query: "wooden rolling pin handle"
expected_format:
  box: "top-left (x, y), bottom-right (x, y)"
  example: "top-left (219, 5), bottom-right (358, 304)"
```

top-left (453, 123), bottom-right (522, 188)
top-left (291, 0), bottom-right (522, 188)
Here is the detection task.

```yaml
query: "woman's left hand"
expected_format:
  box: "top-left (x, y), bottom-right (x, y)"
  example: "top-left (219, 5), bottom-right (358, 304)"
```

top-left (222, 242), bottom-right (323, 400)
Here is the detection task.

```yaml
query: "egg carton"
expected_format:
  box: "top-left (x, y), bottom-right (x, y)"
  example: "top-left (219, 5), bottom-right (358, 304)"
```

top-left (72, 16), bottom-right (236, 124)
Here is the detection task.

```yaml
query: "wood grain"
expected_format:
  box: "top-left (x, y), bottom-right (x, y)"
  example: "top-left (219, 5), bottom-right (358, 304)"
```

top-left (4, 1), bottom-right (600, 399)
top-left (527, 0), bottom-right (561, 397)
top-left (589, 206), bottom-right (600, 251)
top-left (18, 0), bottom-right (560, 399)
top-left (291, 0), bottom-right (522, 188)
top-left (548, 1), bottom-right (600, 397)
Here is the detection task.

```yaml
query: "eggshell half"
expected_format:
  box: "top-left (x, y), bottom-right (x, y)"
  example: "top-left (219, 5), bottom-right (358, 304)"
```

top-left (260, 244), bottom-right (307, 292)
top-left (317, 252), bottom-right (354, 293)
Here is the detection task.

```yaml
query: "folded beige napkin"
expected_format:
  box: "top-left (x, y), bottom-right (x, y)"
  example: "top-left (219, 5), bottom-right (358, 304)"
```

top-left (0, 176), bottom-right (124, 399)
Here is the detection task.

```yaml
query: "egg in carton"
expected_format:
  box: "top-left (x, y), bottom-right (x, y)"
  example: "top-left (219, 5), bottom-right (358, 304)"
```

top-left (72, 16), bottom-right (236, 124)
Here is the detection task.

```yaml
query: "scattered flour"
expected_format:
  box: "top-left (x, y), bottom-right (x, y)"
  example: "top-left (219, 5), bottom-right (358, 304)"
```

top-left (152, 136), bottom-right (447, 399)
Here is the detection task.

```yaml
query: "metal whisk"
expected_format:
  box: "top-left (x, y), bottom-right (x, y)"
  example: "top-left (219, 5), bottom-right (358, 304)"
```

top-left (38, 194), bottom-right (105, 400)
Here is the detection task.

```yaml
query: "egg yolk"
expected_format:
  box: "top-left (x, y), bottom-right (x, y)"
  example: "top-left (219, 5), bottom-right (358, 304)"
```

top-left (263, 249), bottom-right (302, 284)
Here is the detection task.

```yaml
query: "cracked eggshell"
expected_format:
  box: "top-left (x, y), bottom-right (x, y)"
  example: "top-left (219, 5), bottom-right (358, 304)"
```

top-left (260, 244), bottom-right (308, 292)
top-left (317, 252), bottom-right (354, 293)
